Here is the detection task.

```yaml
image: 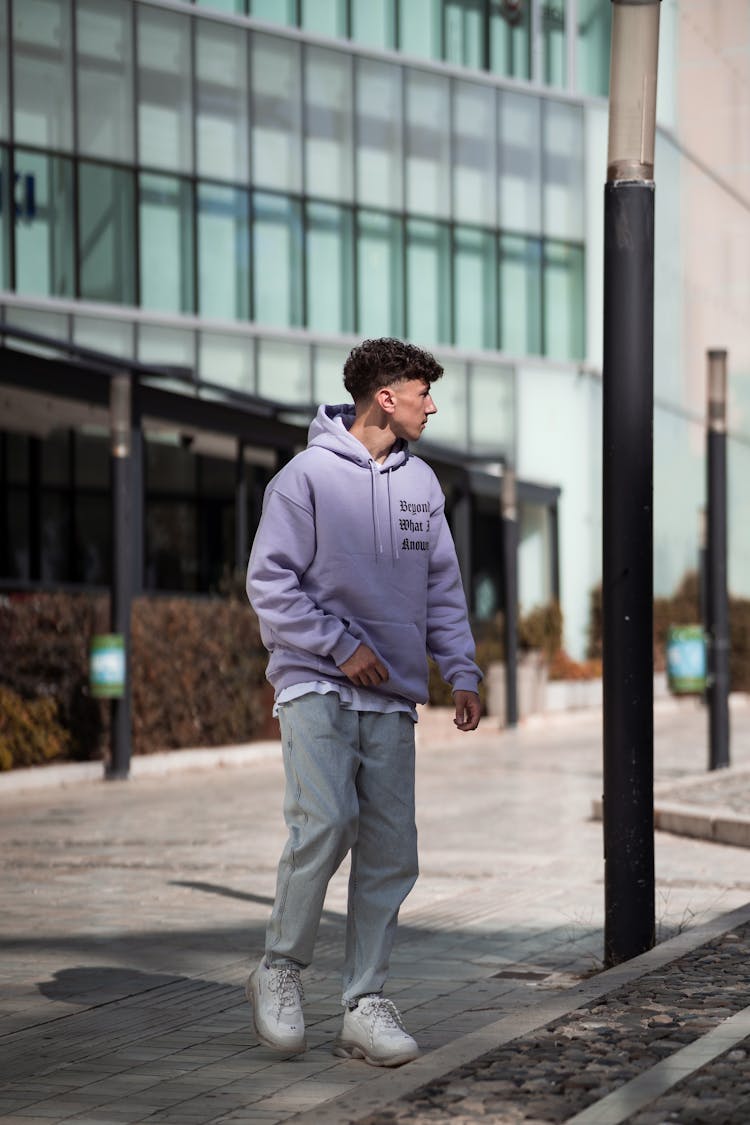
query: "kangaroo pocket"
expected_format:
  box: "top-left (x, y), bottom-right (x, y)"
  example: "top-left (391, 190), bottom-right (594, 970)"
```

top-left (347, 617), bottom-right (426, 695)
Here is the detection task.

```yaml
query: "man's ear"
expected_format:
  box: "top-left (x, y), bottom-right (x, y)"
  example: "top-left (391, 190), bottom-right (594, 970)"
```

top-left (375, 385), bottom-right (397, 415)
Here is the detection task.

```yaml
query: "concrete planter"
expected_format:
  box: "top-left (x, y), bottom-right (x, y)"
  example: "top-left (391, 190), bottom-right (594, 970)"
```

top-left (486, 652), bottom-right (548, 723)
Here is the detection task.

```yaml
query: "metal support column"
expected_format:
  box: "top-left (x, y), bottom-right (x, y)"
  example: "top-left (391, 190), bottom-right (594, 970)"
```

top-left (501, 466), bottom-right (518, 729)
top-left (107, 374), bottom-right (133, 780)
top-left (706, 349), bottom-right (730, 770)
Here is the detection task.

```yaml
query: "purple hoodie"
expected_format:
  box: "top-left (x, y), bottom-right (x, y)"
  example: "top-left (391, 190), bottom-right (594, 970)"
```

top-left (246, 404), bottom-right (481, 706)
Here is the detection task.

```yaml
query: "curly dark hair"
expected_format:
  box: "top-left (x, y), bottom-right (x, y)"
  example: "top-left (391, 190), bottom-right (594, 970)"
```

top-left (343, 338), bottom-right (444, 403)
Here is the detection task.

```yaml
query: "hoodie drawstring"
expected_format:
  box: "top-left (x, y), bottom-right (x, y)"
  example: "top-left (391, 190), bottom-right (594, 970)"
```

top-left (370, 461), bottom-right (398, 564)
top-left (387, 469), bottom-right (398, 562)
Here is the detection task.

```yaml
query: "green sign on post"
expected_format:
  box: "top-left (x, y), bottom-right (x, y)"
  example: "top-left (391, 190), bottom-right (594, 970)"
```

top-left (90, 634), bottom-right (126, 699)
top-left (666, 625), bottom-right (706, 695)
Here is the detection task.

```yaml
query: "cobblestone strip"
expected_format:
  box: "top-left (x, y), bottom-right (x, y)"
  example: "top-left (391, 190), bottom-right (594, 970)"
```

top-left (350, 925), bottom-right (750, 1125)
top-left (627, 1034), bottom-right (750, 1124)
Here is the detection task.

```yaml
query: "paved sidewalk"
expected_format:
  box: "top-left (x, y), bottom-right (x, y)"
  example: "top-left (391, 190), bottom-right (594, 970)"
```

top-left (1, 699), bottom-right (749, 1123)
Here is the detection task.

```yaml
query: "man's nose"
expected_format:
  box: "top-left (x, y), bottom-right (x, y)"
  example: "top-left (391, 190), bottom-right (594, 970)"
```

top-left (426, 397), bottom-right (437, 414)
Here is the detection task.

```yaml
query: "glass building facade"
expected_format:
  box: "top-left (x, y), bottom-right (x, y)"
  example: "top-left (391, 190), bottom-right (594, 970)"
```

top-left (7, 0), bottom-right (744, 660)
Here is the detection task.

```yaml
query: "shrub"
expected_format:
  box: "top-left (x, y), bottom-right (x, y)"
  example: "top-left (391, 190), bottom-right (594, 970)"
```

top-left (0, 686), bottom-right (71, 771)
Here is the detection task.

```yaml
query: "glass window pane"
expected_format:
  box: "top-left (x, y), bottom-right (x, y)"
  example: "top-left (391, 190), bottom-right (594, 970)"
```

top-left (544, 241), bottom-right (584, 361)
top-left (500, 233), bottom-right (542, 355)
top-left (301, 0), bottom-right (346, 37)
top-left (198, 183), bottom-right (250, 320)
top-left (305, 202), bottom-right (353, 334)
top-left (3, 306), bottom-right (69, 353)
top-left (76, 0), bottom-right (134, 161)
top-left (454, 227), bottom-right (497, 351)
top-left (13, 0), bottom-right (73, 150)
top-left (399, 0), bottom-right (441, 60)
top-left (351, 0), bottom-right (394, 49)
top-left (41, 429), bottom-right (70, 486)
top-left (543, 101), bottom-right (584, 240)
top-left (251, 33), bottom-right (302, 193)
top-left (576, 0), bottom-right (611, 97)
top-left (75, 431), bottom-right (109, 489)
top-left (469, 361), bottom-right (514, 458)
top-left (313, 344), bottom-right (348, 404)
top-left (406, 218), bottom-right (450, 345)
top-left (355, 59), bottom-right (403, 211)
top-left (14, 150), bottom-right (75, 297)
top-left (199, 331), bottom-right (255, 394)
top-left (0, 146), bottom-right (10, 289)
top-left (542, 1), bottom-right (567, 87)
top-left (78, 163), bottom-right (136, 304)
top-left (356, 210), bottom-right (403, 338)
top-left (252, 192), bottom-right (303, 326)
top-left (250, 0), bottom-right (296, 24)
top-left (197, 0), bottom-right (245, 12)
top-left (41, 492), bottom-right (71, 582)
top-left (139, 173), bottom-right (195, 313)
top-left (196, 21), bottom-right (249, 182)
top-left (405, 70), bottom-right (450, 219)
top-left (257, 339), bottom-right (311, 404)
top-left (499, 90), bottom-right (542, 235)
top-left (490, 0), bottom-right (531, 80)
top-left (304, 46), bottom-right (353, 202)
top-left (73, 315), bottom-right (134, 358)
top-left (0, 0), bottom-right (10, 141)
top-left (6, 490), bottom-right (30, 580)
top-left (425, 359), bottom-right (468, 449)
top-left (453, 81), bottom-right (496, 227)
top-left (146, 499), bottom-right (197, 591)
top-left (137, 7), bottom-right (193, 173)
top-left (138, 324), bottom-right (196, 373)
top-left (74, 494), bottom-right (111, 584)
top-left (445, 0), bottom-right (483, 69)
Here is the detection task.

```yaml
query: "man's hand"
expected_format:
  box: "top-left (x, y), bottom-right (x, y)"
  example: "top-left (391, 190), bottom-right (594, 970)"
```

top-left (453, 690), bottom-right (481, 732)
top-left (339, 644), bottom-right (389, 687)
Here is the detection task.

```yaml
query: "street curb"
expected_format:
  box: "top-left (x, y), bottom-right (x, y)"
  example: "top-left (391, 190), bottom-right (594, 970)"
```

top-left (289, 901), bottom-right (750, 1124)
top-left (0, 741), bottom-right (282, 795)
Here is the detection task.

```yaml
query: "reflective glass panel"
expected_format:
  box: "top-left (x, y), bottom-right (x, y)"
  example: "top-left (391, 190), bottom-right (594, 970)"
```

top-left (251, 33), bottom-right (302, 193)
top-left (14, 150), bottom-right (75, 297)
top-left (453, 81), bottom-right (496, 227)
top-left (146, 499), bottom-right (198, 592)
top-left (351, 0), bottom-right (395, 48)
top-left (544, 241), bottom-right (584, 360)
top-left (405, 70), bottom-right (450, 219)
top-left (355, 59), bottom-right (403, 211)
top-left (301, 0), bottom-right (346, 37)
top-left (138, 325), bottom-right (196, 373)
top-left (542, 0), bottom-right (566, 87)
top-left (543, 101), bottom-right (584, 240)
top-left (576, 0), bottom-right (611, 97)
top-left (499, 233), bottom-right (542, 355)
top-left (137, 6), bottom-right (193, 173)
top-left (445, 0), bottom-right (483, 69)
top-left (13, 0), bottom-right (73, 150)
top-left (76, 0), bottom-right (134, 161)
top-left (406, 219), bottom-right (450, 345)
top-left (75, 494), bottom-right (111, 584)
top-left (0, 146), bottom-right (10, 289)
top-left (399, 0), bottom-right (441, 59)
top-left (0, 0), bottom-right (9, 140)
top-left (498, 90), bottom-right (542, 235)
top-left (356, 210), bottom-right (404, 338)
top-left (198, 184), bottom-right (251, 320)
top-left (304, 46), bottom-right (353, 202)
top-left (425, 359), bottom-right (468, 449)
top-left (196, 21), bottom-right (249, 182)
top-left (454, 227), bottom-right (497, 351)
top-left (252, 192), bottom-right (303, 327)
top-left (73, 316), bottom-right (135, 358)
top-left (306, 202), bottom-right (354, 334)
top-left (199, 331), bottom-right (255, 394)
top-left (313, 344), bottom-right (348, 404)
top-left (139, 174), bottom-right (195, 313)
top-left (78, 163), bottom-right (136, 304)
top-left (257, 339), bottom-right (311, 404)
top-left (469, 361), bottom-right (514, 458)
top-left (250, 0), bottom-right (296, 23)
top-left (490, 0), bottom-right (531, 80)
top-left (197, 0), bottom-right (245, 11)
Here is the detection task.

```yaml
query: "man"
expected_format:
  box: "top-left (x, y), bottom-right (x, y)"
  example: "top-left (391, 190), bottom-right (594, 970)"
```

top-left (246, 337), bottom-right (481, 1067)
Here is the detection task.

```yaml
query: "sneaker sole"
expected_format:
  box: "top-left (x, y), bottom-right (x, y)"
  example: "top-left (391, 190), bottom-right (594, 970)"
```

top-left (332, 1039), bottom-right (419, 1067)
top-left (245, 973), bottom-right (307, 1055)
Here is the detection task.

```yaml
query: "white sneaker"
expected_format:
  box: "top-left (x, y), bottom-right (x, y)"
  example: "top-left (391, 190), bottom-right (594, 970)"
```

top-left (333, 996), bottom-right (419, 1067)
top-left (246, 957), bottom-right (306, 1053)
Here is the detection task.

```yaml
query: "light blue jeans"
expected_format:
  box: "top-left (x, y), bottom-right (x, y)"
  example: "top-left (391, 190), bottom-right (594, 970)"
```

top-left (266, 692), bottom-right (419, 1005)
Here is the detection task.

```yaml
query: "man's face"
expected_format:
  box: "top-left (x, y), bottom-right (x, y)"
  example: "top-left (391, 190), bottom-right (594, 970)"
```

top-left (387, 378), bottom-right (438, 442)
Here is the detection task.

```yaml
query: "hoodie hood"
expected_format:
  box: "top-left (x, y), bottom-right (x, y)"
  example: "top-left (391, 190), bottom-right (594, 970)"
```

top-left (307, 404), bottom-right (409, 472)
